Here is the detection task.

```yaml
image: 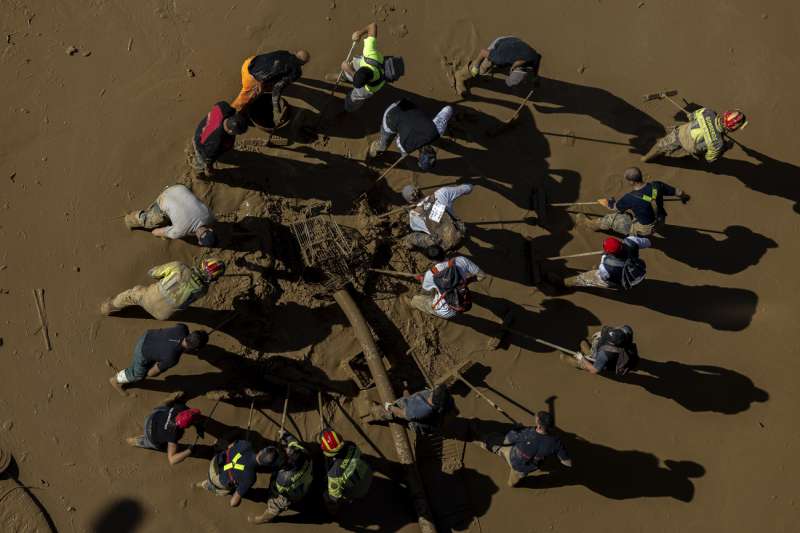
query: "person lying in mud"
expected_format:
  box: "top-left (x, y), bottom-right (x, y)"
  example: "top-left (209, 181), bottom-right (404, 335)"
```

top-left (455, 36), bottom-right (541, 96)
top-left (368, 98), bottom-right (453, 171)
top-left (124, 184), bottom-right (218, 246)
top-left (401, 183), bottom-right (473, 256)
top-left (108, 323), bottom-right (208, 396)
top-left (562, 325), bottom-right (640, 376)
top-left (231, 49), bottom-right (311, 121)
top-left (374, 384), bottom-right (455, 434)
top-left (548, 237), bottom-right (649, 291)
top-left (195, 439), bottom-right (258, 508)
top-left (100, 258), bottom-right (225, 320)
top-left (408, 255), bottom-right (486, 319)
top-left (641, 108), bottom-right (747, 163)
top-left (475, 411), bottom-right (571, 487)
top-left (248, 431), bottom-right (313, 524)
top-left (126, 395), bottom-right (203, 466)
top-left (575, 167), bottom-right (690, 237)
top-left (191, 102), bottom-right (249, 177)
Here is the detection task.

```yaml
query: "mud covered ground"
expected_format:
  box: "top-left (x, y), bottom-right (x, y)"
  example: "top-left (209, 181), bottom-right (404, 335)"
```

top-left (1, 1), bottom-right (799, 532)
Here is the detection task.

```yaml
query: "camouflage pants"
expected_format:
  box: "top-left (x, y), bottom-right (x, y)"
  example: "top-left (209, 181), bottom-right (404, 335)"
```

top-left (563, 269), bottom-right (612, 289)
top-left (265, 491), bottom-right (293, 515)
top-left (591, 213), bottom-right (656, 237)
top-left (125, 201), bottom-right (167, 230)
top-left (477, 433), bottom-right (528, 487)
top-left (204, 459), bottom-right (232, 496)
top-left (410, 294), bottom-right (441, 317)
top-left (110, 283), bottom-right (177, 320)
top-left (645, 126), bottom-right (691, 160)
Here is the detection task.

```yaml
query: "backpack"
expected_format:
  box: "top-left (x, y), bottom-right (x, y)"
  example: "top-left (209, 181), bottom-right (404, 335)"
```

top-left (363, 56), bottom-right (405, 83)
top-left (604, 253), bottom-right (646, 290)
top-left (430, 259), bottom-right (472, 313)
top-left (597, 327), bottom-right (640, 376)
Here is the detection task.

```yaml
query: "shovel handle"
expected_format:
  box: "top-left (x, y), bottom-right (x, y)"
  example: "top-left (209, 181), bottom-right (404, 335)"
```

top-left (546, 250), bottom-right (603, 261)
top-left (373, 153), bottom-right (409, 185)
top-left (455, 373), bottom-right (518, 425)
top-left (375, 204), bottom-right (413, 220)
top-left (369, 268), bottom-right (418, 280)
top-left (279, 388), bottom-right (290, 434)
top-left (329, 41), bottom-right (359, 96)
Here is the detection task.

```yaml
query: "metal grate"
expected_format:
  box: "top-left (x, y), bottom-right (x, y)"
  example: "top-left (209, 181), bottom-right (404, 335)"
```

top-left (290, 213), bottom-right (361, 290)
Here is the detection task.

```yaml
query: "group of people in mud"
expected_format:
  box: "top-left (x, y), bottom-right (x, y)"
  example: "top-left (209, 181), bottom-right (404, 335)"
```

top-left (98, 21), bottom-right (749, 525)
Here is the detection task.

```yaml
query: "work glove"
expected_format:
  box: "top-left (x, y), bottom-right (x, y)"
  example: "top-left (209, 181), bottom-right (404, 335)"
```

top-left (679, 193), bottom-right (691, 204)
top-left (415, 274), bottom-right (424, 282)
top-left (574, 352), bottom-right (584, 361)
top-left (597, 197), bottom-right (612, 209)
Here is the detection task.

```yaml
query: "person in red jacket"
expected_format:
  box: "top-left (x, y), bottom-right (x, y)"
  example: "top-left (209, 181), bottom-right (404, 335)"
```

top-left (191, 101), bottom-right (248, 176)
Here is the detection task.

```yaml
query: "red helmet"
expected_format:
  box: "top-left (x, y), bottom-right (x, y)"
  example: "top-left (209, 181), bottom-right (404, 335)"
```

top-left (200, 258), bottom-right (225, 281)
top-left (320, 429), bottom-right (344, 456)
top-left (175, 408), bottom-right (201, 429)
top-left (603, 237), bottom-right (623, 255)
top-left (721, 110), bottom-right (746, 132)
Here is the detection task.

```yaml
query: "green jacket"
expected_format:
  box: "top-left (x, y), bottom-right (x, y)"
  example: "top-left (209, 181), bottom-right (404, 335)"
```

top-left (149, 262), bottom-right (207, 309)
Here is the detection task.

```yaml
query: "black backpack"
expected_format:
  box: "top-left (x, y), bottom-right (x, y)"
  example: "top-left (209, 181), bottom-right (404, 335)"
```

top-left (363, 55), bottom-right (405, 83)
top-left (598, 327), bottom-right (640, 376)
top-left (430, 259), bottom-right (472, 313)
top-left (604, 253), bottom-right (646, 290)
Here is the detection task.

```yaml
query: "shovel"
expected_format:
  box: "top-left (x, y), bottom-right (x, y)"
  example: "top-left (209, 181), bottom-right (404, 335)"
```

top-left (486, 89), bottom-right (535, 137)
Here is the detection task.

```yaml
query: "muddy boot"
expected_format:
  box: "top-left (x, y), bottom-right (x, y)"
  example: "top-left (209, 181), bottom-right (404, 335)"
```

top-left (124, 211), bottom-right (143, 230)
top-left (453, 65), bottom-right (472, 97)
top-left (640, 142), bottom-right (664, 162)
top-left (100, 298), bottom-right (117, 315)
top-left (126, 436), bottom-right (147, 448)
top-left (248, 510), bottom-right (279, 524)
top-left (368, 140), bottom-right (382, 158)
top-left (559, 353), bottom-right (583, 369)
top-left (109, 375), bottom-right (128, 397)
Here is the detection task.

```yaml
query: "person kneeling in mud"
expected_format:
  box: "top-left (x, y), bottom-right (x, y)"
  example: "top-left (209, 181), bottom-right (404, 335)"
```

top-left (563, 325), bottom-right (640, 376)
top-left (124, 184), bottom-right (218, 247)
top-left (409, 256), bottom-right (486, 320)
top-left (195, 439), bottom-right (258, 508)
top-left (641, 108), bottom-right (747, 163)
top-left (373, 384), bottom-right (455, 435)
top-left (401, 183), bottom-right (474, 257)
top-left (126, 395), bottom-right (203, 466)
top-left (455, 36), bottom-right (541, 97)
top-left (248, 431), bottom-right (313, 524)
top-left (576, 167), bottom-right (690, 237)
top-left (191, 101), bottom-right (249, 177)
top-left (548, 236), bottom-right (649, 291)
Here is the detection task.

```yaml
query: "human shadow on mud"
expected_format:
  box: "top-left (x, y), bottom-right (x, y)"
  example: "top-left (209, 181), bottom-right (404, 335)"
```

top-left (608, 358), bottom-right (768, 414)
top-left (463, 418), bottom-right (704, 502)
top-left (212, 146), bottom-right (374, 214)
top-left (653, 224), bottom-right (777, 274)
top-left (90, 498), bottom-right (144, 533)
top-left (650, 141), bottom-right (800, 214)
top-left (567, 279), bottom-right (758, 331)
top-left (454, 293), bottom-right (600, 354)
top-left (530, 76), bottom-right (666, 154)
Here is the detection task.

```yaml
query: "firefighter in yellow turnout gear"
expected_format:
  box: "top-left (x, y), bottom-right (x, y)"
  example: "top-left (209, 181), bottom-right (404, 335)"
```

top-left (642, 108), bottom-right (747, 163)
top-left (248, 431), bottom-right (314, 524)
top-left (100, 258), bottom-right (225, 320)
top-left (319, 428), bottom-right (373, 515)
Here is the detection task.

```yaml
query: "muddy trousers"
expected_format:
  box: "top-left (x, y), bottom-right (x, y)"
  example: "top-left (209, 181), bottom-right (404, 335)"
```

top-left (478, 435), bottom-right (528, 487)
top-left (125, 201), bottom-right (167, 230)
top-left (109, 283), bottom-right (178, 320)
top-left (583, 213), bottom-right (656, 237)
top-left (563, 269), bottom-right (613, 289)
top-left (642, 126), bottom-right (691, 161)
top-left (409, 293), bottom-right (442, 318)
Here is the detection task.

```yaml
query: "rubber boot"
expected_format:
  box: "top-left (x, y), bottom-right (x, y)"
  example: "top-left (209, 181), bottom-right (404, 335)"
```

top-left (640, 143), bottom-right (663, 162)
top-left (100, 298), bottom-right (117, 315)
top-left (124, 211), bottom-right (143, 230)
top-left (368, 140), bottom-right (382, 158)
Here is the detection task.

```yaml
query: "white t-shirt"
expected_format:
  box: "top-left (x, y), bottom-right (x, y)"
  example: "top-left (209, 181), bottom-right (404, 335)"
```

top-left (421, 256), bottom-right (483, 318)
top-left (157, 185), bottom-right (215, 239)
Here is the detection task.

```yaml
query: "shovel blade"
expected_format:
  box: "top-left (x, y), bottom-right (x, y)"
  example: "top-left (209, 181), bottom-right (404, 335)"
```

top-left (642, 89), bottom-right (678, 102)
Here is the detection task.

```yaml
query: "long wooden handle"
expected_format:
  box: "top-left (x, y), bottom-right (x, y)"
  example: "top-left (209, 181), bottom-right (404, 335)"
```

top-left (279, 388), bottom-right (290, 434)
top-left (550, 196), bottom-right (681, 208)
top-left (375, 204), bottom-right (413, 220)
top-left (373, 153), bottom-right (409, 185)
top-left (456, 373), bottom-right (518, 424)
top-left (546, 250), bottom-right (603, 261)
top-left (317, 390), bottom-right (324, 433)
top-left (503, 326), bottom-right (584, 358)
top-left (369, 268), bottom-right (418, 280)
top-left (508, 89), bottom-right (535, 122)
top-left (329, 41), bottom-right (359, 96)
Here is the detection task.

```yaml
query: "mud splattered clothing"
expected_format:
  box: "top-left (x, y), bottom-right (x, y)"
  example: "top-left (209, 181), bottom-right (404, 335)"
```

top-left (208, 440), bottom-right (257, 497)
top-left (193, 102), bottom-right (237, 167)
top-left (376, 99), bottom-right (453, 155)
top-left (324, 442), bottom-right (373, 504)
top-left (589, 181), bottom-right (678, 236)
top-left (126, 185), bottom-right (214, 239)
top-left (231, 51), bottom-right (303, 111)
top-left (118, 324), bottom-right (189, 383)
top-left (487, 36), bottom-right (541, 74)
top-left (264, 433), bottom-right (313, 516)
top-left (646, 108), bottom-right (731, 162)
top-left (344, 36), bottom-right (385, 111)
top-left (565, 236), bottom-right (650, 289)
top-left (405, 184), bottom-right (473, 251)
top-left (108, 262), bottom-right (208, 320)
top-left (416, 256), bottom-right (483, 319)
top-left (133, 403), bottom-right (189, 450)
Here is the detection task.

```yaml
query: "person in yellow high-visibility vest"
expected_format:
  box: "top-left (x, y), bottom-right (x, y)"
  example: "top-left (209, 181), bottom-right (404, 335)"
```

top-left (99, 258), bottom-right (224, 320)
top-left (248, 430), bottom-right (314, 524)
top-left (340, 22), bottom-right (385, 113)
top-left (320, 428), bottom-right (373, 515)
top-left (195, 440), bottom-right (257, 508)
top-left (642, 108), bottom-right (747, 163)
